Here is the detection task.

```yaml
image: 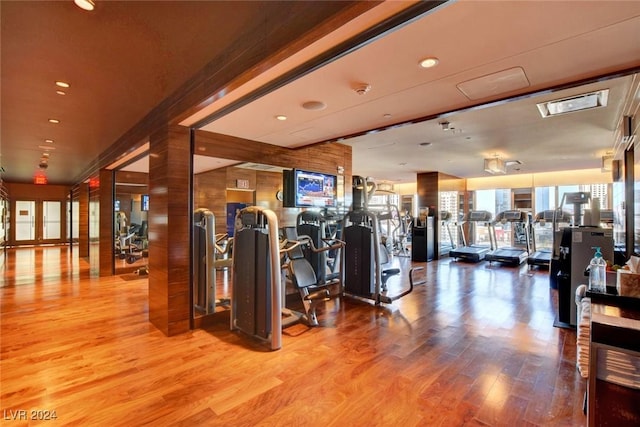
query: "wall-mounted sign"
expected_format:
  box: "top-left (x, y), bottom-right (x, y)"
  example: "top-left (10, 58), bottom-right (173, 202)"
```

top-left (236, 179), bottom-right (250, 189)
top-left (34, 174), bottom-right (47, 185)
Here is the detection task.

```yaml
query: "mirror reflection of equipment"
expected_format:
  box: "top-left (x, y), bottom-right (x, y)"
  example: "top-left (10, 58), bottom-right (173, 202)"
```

top-left (193, 208), bottom-right (233, 316)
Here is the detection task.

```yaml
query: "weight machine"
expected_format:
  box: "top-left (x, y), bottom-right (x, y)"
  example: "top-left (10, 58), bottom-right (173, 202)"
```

top-left (342, 176), bottom-right (422, 305)
top-left (193, 208), bottom-right (233, 315)
top-left (230, 206), bottom-right (282, 350)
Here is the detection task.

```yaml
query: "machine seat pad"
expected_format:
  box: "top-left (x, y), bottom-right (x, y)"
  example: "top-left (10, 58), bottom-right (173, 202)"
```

top-left (305, 289), bottom-right (331, 301)
top-left (290, 258), bottom-right (318, 289)
top-left (382, 268), bottom-right (400, 277)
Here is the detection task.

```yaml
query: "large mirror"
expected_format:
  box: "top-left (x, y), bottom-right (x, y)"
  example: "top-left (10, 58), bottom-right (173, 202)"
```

top-left (114, 170), bottom-right (149, 275)
top-left (192, 159), bottom-right (291, 319)
top-left (191, 151), bottom-right (348, 321)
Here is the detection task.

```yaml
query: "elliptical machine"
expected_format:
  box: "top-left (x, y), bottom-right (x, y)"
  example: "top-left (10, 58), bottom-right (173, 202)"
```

top-left (342, 176), bottom-right (422, 305)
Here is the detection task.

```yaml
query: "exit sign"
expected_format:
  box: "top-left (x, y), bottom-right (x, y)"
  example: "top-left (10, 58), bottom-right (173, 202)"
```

top-left (34, 174), bottom-right (47, 184)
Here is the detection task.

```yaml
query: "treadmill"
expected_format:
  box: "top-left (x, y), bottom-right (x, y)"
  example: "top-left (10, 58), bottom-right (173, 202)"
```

top-left (485, 210), bottom-right (531, 266)
top-left (439, 211), bottom-right (455, 256)
top-left (527, 209), bottom-right (571, 268)
top-left (449, 210), bottom-right (494, 262)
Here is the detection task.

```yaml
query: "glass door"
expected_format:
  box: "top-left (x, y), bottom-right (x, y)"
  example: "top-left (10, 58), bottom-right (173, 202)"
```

top-left (15, 200), bottom-right (36, 243)
top-left (42, 201), bottom-right (62, 241)
top-left (13, 199), bottom-right (66, 245)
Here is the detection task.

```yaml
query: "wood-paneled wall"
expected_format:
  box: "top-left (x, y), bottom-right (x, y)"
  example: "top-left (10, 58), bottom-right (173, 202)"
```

top-left (195, 167), bottom-right (297, 235)
top-left (195, 131), bottom-right (351, 177)
top-left (194, 131), bottom-right (352, 232)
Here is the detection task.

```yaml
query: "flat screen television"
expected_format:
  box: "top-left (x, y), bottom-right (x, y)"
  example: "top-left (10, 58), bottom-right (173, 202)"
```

top-left (283, 169), bottom-right (337, 208)
top-left (141, 194), bottom-right (149, 212)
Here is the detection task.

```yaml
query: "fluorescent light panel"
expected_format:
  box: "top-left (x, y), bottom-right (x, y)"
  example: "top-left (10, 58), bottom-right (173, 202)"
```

top-left (537, 89), bottom-right (609, 118)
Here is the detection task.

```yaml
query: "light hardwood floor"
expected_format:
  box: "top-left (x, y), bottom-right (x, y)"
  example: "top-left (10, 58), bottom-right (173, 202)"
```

top-left (1, 246), bottom-right (586, 426)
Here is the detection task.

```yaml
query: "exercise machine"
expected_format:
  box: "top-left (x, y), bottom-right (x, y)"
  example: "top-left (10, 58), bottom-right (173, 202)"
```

top-left (485, 210), bottom-right (531, 266)
top-left (449, 210), bottom-right (494, 262)
top-left (230, 206), bottom-right (282, 350)
top-left (342, 176), bottom-right (421, 305)
top-left (439, 210), bottom-right (455, 256)
top-left (364, 186), bottom-right (408, 256)
top-left (296, 210), bottom-right (341, 285)
top-left (281, 226), bottom-right (344, 326)
top-left (193, 208), bottom-right (234, 315)
top-left (527, 209), bottom-right (571, 268)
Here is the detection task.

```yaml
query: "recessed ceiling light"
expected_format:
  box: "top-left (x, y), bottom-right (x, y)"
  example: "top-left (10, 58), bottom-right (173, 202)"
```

top-left (45, 139), bottom-right (54, 143)
top-left (301, 101), bottom-right (326, 111)
top-left (419, 142), bottom-right (432, 147)
top-left (383, 114), bottom-right (392, 119)
top-left (419, 57), bottom-right (439, 68)
top-left (56, 90), bottom-right (66, 95)
top-left (74, 0), bottom-right (95, 11)
top-left (42, 153), bottom-right (50, 158)
top-left (48, 119), bottom-right (60, 124)
top-left (55, 81), bottom-right (70, 88)
top-left (38, 145), bottom-right (56, 151)
top-left (275, 115), bottom-right (287, 121)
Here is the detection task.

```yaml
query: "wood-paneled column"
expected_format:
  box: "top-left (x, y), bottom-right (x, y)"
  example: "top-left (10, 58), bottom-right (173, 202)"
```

top-left (78, 183), bottom-right (90, 258)
top-left (416, 172), bottom-right (467, 260)
top-left (148, 125), bottom-right (191, 336)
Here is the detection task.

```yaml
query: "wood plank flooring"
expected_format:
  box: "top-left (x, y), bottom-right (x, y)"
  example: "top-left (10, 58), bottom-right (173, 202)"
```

top-left (1, 246), bottom-right (586, 426)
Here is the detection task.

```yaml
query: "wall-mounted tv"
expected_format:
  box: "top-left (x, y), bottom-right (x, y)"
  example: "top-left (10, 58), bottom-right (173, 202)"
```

top-left (283, 169), bottom-right (337, 208)
top-left (141, 194), bottom-right (149, 212)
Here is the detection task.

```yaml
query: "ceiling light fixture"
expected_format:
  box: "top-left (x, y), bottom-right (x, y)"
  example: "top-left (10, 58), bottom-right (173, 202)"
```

top-left (74, 0), bottom-right (95, 11)
top-left (48, 119), bottom-right (60, 124)
top-left (484, 156), bottom-right (506, 174)
top-left (45, 139), bottom-right (54, 143)
top-left (601, 154), bottom-right (614, 172)
top-left (275, 115), bottom-right (287, 121)
top-left (55, 81), bottom-right (70, 88)
top-left (440, 121), bottom-right (450, 131)
top-left (537, 89), bottom-right (609, 118)
top-left (56, 90), bottom-right (66, 95)
top-left (419, 57), bottom-right (439, 68)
